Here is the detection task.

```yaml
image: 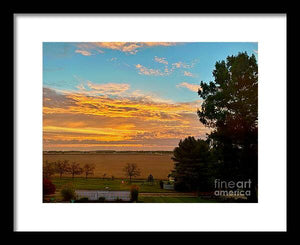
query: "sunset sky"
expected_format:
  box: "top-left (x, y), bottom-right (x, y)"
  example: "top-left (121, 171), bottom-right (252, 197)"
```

top-left (43, 42), bottom-right (258, 151)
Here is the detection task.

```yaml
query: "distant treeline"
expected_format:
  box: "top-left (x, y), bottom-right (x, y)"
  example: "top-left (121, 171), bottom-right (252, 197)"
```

top-left (43, 150), bottom-right (173, 155)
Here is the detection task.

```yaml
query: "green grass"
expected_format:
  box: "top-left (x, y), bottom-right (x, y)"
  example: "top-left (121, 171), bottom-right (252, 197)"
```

top-left (138, 196), bottom-right (219, 203)
top-left (51, 177), bottom-right (174, 193)
top-left (47, 177), bottom-right (219, 203)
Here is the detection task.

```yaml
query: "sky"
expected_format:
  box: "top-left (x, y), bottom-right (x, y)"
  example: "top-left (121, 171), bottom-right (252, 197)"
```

top-left (43, 42), bottom-right (258, 151)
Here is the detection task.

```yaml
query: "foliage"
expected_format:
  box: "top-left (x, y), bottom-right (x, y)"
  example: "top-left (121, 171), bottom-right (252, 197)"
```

top-left (147, 174), bottom-right (154, 183)
top-left (55, 160), bottom-right (70, 179)
top-left (61, 183), bottom-right (76, 201)
top-left (123, 163), bottom-right (141, 182)
top-left (69, 162), bottom-right (83, 179)
top-left (43, 178), bottom-right (56, 196)
top-left (43, 161), bottom-right (56, 179)
top-left (82, 163), bottom-right (95, 179)
top-left (130, 185), bottom-right (139, 202)
top-left (159, 180), bottom-right (164, 189)
top-left (198, 52), bottom-right (258, 201)
top-left (172, 136), bottom-right (215, 191)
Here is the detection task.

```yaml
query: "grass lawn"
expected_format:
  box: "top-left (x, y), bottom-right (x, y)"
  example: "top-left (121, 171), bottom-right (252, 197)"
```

top-left (138, 196), bottom-right (219, 203)
top-left (51, 177), bottom-right (174, 193)
top-left (46, 178), bottom-right (219, 203)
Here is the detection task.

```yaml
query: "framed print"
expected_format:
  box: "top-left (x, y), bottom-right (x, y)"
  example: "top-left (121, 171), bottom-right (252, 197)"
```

top-left (14, 13), bottom-right (287, 232)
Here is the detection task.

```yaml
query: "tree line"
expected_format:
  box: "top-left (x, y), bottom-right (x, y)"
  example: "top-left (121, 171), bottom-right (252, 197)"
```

top-left (43, 160), bottom-right (95, 179)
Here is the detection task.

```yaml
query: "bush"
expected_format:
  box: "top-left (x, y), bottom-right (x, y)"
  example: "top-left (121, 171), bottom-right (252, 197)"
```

top-left (130, 185), bottom-right (139, 202)
top-left (61, 187), bottom-right (76, 201)
top-left (159, 180), bottom-right (164, 189)
top-left (98, 197), bottom-right (105, 202)
top-left (43, 178), bottom-right (56, 196)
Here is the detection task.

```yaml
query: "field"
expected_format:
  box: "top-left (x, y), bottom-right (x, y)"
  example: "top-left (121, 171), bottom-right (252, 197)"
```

top-left (46, 177), bottom-right (220, 203)
top-left (51, 177), bottom-right (174, 193)
top-left (44, 153), bottom-right (174, 180)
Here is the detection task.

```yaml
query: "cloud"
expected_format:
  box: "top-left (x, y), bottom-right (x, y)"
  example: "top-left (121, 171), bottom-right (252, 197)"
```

top-left (135, 58), bottom-right (198, 77)
top-left (86, 82), bottom-right (130, 95)
top-left (72, 80), bottom-right (130, 96)
top-left (75, 49), bottom-right (92, 56)
top-left (74, 43), bottom-right (104, 56)
top-left (154, 56), bottom-right (168, 65)
top-left (135, 64), bottom-right (165, 76)
top-left (176, 82), bottom-right (200, 92)
top-left (43, 87), bottom-right (209, 150)
top-left (183, 71), bottom-right (193, 77)
top-left (75, 42), bottom-right (176, 55)
top-left (172, 61), bottom-right (193, 69)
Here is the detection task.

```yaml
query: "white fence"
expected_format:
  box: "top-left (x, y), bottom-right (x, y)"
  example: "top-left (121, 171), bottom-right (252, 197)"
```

top-left (75, 190), bottom-right (131, 201)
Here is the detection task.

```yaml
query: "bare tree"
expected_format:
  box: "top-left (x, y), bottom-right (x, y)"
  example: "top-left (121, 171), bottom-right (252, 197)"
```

top-left (55, 160), bottom-right (70, 179)
top-left (83, 163), bottom-right (95, 179)
top-left (69, 162), bottom-right (83, 179)
top-left (123, 163), bottom-right (141, 182)
top-left (43, 160), bottom-right (55, 179)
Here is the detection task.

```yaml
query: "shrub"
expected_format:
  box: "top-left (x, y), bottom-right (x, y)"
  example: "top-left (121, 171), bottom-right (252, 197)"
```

top-left (147, 174), bottom-right (154, 182)
top-left (159, 180), bottom-right (164, 189)
top-left (130, 185), bottom-right (139, 202)
top-left (98, 197), bottom-right (105, 202)
top-left (61, 186), bottom-right (76, 201)
top-left (43, 178), bottom-right (56, 196)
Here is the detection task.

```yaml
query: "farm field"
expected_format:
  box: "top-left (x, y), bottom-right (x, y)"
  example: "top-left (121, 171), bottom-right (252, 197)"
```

top-left (44, 153), bottom-right (174, 180)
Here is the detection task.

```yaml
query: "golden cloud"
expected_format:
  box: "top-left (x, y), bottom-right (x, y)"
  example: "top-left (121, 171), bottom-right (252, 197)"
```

top-left (43, 87), bottom-right (208, 150)
top-left (75, 42), bottom-right (176, 55)
top-left (75, 49), bottom-right (92, 56)
top-left (176, 82), bottom-right (201, 92)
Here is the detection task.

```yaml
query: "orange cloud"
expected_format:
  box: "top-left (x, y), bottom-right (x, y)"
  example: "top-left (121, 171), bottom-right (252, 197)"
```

top-left (75, 42), bottom-right (176, 55)
top-left (176, 82), bottom-right (201, 92)
top-left (75, 49), bottom-right (92, 56)
top-left (43, 87), bottom-right (208, 150)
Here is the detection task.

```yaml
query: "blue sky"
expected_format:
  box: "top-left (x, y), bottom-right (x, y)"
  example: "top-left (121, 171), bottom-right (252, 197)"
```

top-left (43, 42), bottom-right (257, 103)
top-left (43, 42), bottom-right (258, 151)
